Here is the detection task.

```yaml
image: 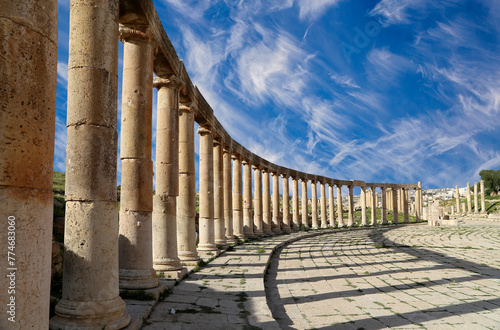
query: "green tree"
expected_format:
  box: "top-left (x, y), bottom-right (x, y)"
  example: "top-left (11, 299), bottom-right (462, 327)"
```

top-left (479, 169), bottom-right (500, 196)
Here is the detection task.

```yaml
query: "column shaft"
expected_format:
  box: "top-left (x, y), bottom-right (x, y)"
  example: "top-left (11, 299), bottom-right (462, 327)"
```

top-left (51, 0), bottom-right (130, 327)
top-left (337, 185), bottom-right (344, 227)
top-left (481, 180), bottom-right (486, 214)
top-left (152, 77), bottom-right (185, 277)
top-left (282, 175), bottom-right (291, 232)
top-left (392, 188), bottom-right (399, 223)
top-left (232, 155), bottom-right (244, 239)
top-left (328, 184), bottom-right (335, 227)
top-left (292, 178), bottom-right (300, 230)
top-left (302, 180), bottom-right (308, 227)
top-left (311, 181), bottom-right (319, 229)
top-left (224, 150), bottom-right (237, 243)
top-left (361, 186), bottom-right (367, 226)
top-left (403, 188), bottom-right (409, 223)
top-left (320, 183), bottom-right (328, 228)
top-left (262, 170), bottom-right (274, 235)
top-left (272, 173), bottom-right (281, 233)
top-left (371, 187), bottom-right (377, 225)
top-left (253, 166), bottom-right (264, 236)
top-left (347, 185), bottom-right (354, 226)
top-left (467, 182), bottom-right (472, 213)
top-left (381, 188), bottom-right (388, 224)
top-left (474, 182), bottom-right (479, 214)
top-left (455, 185), bottom-right (460, 215)
top-left (213, 141), bottom-right (227, 247)
top-left (243, 160), bottom-right (256, 237)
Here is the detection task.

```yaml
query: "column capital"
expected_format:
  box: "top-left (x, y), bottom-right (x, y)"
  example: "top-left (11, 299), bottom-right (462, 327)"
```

top-left (179, 103), bottom-right (196, 113)
top-left (197, 126), bottom-right (212, 136)
top-left (213, 138), bottom-right (222, 147)
top-left (153, 75), bottom-right (183, 91)
top-left (281, 173), bottom-right (289, 179)
top-left (241, 159), bottom-right (251, 165)
top-left (231, 153), bottom-right (240, 160)
top-left (119, 24), bottom-right (152, 42)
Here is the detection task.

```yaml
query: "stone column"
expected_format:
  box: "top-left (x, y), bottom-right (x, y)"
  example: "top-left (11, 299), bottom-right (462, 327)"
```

top-left (152, 76), bottom-right (186, 278)
top-left (50, 0), bottom-right (130, 328)
top-left (302, 179), bottom-right (308, 228)
top-left (455, 185), bottom-right (461, 215)
top-left (337, 185), bottom-right (344, 227)
top-left (415, 185), bottom-right (421, 222)
top-left (466, 182), bottom-right (472, 214)
top-left (371, 187), bottom-right (377, 225)
top-left (481, 179), bottom-right (486, 214)
top-left (347, 185), bottom-right (354, 226)
top-left (223, 148), bottom-right (237, 243)
top-left (361, 186), bottom-right (367, 226)
top-left (213, 140), bottom-right (227, 247)
top-left (177, 104), bottom-right (199, 265)
top-left (253, 166), bottom-right (265, 236)
top-left (262, 169), bottom-right (273, 235)
top-left (328, 184), bottom-right (335, 227)
top-left (197, 127), bottom-right (219, 257)
top-left (392, 188), bottom-right (399, 223)
top-left (419, 182), bottom-right (424, 220)
top-left (272, 173), bottom-right (282, 233)
top-left (381, 187), bottom-right (388, 224)
top-left (320, 182), bottom-right (328, 228)
top-left (474, 182), bottom-right (479, 214)
top-left (243, 160), bottom-right (255, 238)
top-left (461, 202), bottom-right (466, 214)
top-left (1, 0), bottom-right (57, 327)
top-left (292, 177), bottom-right (300, 230)
top-left (399, 188), bottom-right (404, 211)
top-left (232, 155), bottom-right (245, 239)
top-left (282, 174), bottom-right (291, 233)
top-left (403, 188), bottom-right (409, 223)
top-left (311, 181), bottom-right (319, 229)
top-left (451, 205), bottom-right (455, 215)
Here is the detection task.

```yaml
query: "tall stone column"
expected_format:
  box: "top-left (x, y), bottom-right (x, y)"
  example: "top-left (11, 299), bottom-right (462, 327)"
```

top-left (302, 179), bottom-right (308, 228)
top-left (347, 185), bottom-right (354, 226)
top-left (262, 169), bottom-right (274, 235)
top-left (177, 104), bottom-right (199, 265)
top-left (360, 186), bottom-right (367, 226)
top-left (232, 155), bottom-right (245, 239)
top-left (392, 188), bottom-right (399, 223)
top-left (398, 188), bottom-right (404, 211)
top-left (419, 182), bottom-right (424, 220)
top-left (466, 182), bottom-right (472, 214)
top-left (243, 160), bottom-right (256, 238)
top-left (415, 185), bottom-right (421, 222)
top-left (197, 127), bottom-right (219, 256)
top-left (480, 180), bottom-right (486, 214)
top-left (213, 140), bottom-right (227, 247)
top-left (320, 182), bottom-right (328, 228)
top-left (50, 0), bottom-right (130, 328)
top-left (1, 0), bottom-right (57, 327)
top-left (455, 185), bottom-right (460, 215)
top-left (311, 181), bottom-right (319, 229)
top-left (371, 187), bottom-right (377, 225)
top-left (272, 173), bottom-right (282, 233)
top-left (403, 188), bottom-right (409, 223)
top-left (292, 177), bottom-right (300, 230)
top-left (152, 76), bottom-right (186, 278)
top-left (253, 166), bottom-right (265, 236)
top-left (381, 187), bottom-right (388, 224)
top-left (474, 182), bottom-right (479, 214)
top-left (328, 184), bottom-right (336, 227)
top-left (282, 174), bottom-right (291, 233)
top-left (224, 149), bottom-right (237, 244)
top-left (118, 26), bottom-right (157, 290)
top-left (337, 185), bottom-right (344, 227)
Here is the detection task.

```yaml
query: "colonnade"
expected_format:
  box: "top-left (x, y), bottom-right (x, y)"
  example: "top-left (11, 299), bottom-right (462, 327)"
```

top-left (452, 180), bottom-right (488, 215)
top-left (1, 0), bottom-right (422, 328)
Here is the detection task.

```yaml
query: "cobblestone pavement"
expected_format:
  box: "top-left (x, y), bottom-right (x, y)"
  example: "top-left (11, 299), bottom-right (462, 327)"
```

top-left (266, 221), bottom-right (500, 329)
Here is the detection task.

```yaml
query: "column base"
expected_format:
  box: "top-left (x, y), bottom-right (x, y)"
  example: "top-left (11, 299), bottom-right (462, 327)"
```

top-left (157, 267), bottom-right (188, 280)
top-left (244, 229), bottom-right (256, 238)
top-left (119, 268), bottom-right (159, 290)
top-left (178, 250), bottom-right (200, 266)
top-left (50, 296), bottom-right (130, 330)
top-left (263, 228), bottom-right (274, 235)
top-left (253, 229), bottom-right (265, 236)
top-left (154, 257), bottom-right (184, 272)
top-left (292, 224), bottom-right (300, 231)
top-left (198, 248), bottom-right (221, 259)
top-left (226, 236), bottom-right (238, 244)
top-left (281, 225), bottom-right (292, 233)
top-left (272, 226), bottom-right (283, 234)
top-left (215, 239), bottom-right (229, 249)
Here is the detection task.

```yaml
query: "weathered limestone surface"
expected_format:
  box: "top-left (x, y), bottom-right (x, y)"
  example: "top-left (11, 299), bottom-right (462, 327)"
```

top-left (292, 177), bottom-right (300, 230)
top-left (311, 181), bottom-right (319, 229)
top-left (50, 0), bottom-right (130, 328)
top-left (467, 182), bottom-right (472, 214)
top-left (381, 187), bottom-right (388, 224)
top-left (232, 155), bottom-right (244, 239)
top-left (253, 166), bottom-right (265, 236)
top-left (302, 179), bottom-right (308, 227)
top-left (480, 180), bottom-right (486, 214)
top-left (360, 186), bottom-right (367, 226)
top-left (152, 76), bottom-right (185, 278)
top-left (320, 183), bottom-right (328, 228)
top-left (272, 173), bottom-right (281, 233)
top-left (223, 149), bottom-right (237, 243)
top-left (347, 185), bottom-right (354, 226)
top-left (213, 140), bottom-right (227, 247)
top-left (403, 188), bottom-right (409, 223)
top-left (337, 185), bottom-right (344, 227)
top-left (1, 0), bottom-right (57, 327)
top-left (474, 182), bottom-right (479, 214)
top-left (455, 185), bottom-right (461, 215)
top-left (177, 104), bottom-right (199, 265)
top-left (243, 160), bottom-right (256, 238)
top-left (281, 175), bottom-right (291, 233)
top-left (262, 170), bottom-right (274, 235)
top-left (328, 184), bottom-right (335, 227)
top-left (392, 188), bottom-right (399, 223)
top-left (371, 187), bottom-right (377, 225)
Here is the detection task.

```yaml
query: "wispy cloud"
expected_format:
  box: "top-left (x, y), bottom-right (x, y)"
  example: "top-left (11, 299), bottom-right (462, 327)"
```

top-left (297, 0), bottom-right (344, 21)
top-left (56, 61), bottom-right (68, 87)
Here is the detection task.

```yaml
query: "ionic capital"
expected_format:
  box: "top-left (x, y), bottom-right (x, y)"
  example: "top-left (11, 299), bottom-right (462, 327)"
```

top-left (231, 154), bottom-right (240, 161)
top-left (213, 138), bottom-right (222, 147)
top-left (197, 126), bottom-right (212, 136)
top-left (179, 103), bottom-right (196, 113)
top-left (281, 173), bottom-right (289, 179)
top-left (119, 25), bottom-right (152, 43)
top-left (153, 75), bottom-right (183, 91)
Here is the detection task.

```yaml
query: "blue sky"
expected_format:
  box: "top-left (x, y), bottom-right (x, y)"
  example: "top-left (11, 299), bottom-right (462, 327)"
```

top-left (54, 0), bottom-right (500, 190)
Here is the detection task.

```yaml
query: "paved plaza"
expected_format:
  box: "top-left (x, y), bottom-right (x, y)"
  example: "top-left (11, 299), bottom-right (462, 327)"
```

top-left (143, 221), bottom-right (500, 329)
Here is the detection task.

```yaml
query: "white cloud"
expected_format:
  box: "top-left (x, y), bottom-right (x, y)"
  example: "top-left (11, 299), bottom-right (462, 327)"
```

top-left (329, 73), bottom-right (360, 89)
top-left (56, 61), bottom-right (68, 87)
top-left (297, 0), bottom-right (343, 21)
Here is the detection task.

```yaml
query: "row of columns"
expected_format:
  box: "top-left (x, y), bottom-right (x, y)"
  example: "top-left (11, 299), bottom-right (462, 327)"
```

top-left (453, 180), bottom-right (487, 215)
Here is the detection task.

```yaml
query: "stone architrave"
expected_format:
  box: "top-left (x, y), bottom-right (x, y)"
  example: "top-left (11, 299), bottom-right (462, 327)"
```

top-left (474, 182), bottom-right (479, 214)
top-left (213, 140), bottom-right (227, 247)
top-left (1, 0), bottom-right (57, 327)
top-left (311, 181), bottom-right (319, 229)
top-left (177, 103), bottom-right (199, 265)
top-left (50, 1), bottom-right (130, 328)
top-left (381, 187), bottom-right (388, 224)
top-left (292, 177), bottom-right (301, 230)
top-left (262, 169), bottom-right (274, 235)
top-left (253, 166), bottom-right (265, 236)
top-left (347, 185), bottom-right (354, 226)
top-left (232, 155), bottom-right (245, 239)
top-left (302, 179), bottom-right (308, 227)
top-left (243, 160), bottom-right (256, 238)
top-left (320, 182), bottom-right (328, 228)
top-left (152, 76), bottom-right (186, 278)
top-left (480, 180), bottom-right (486, 214)
top-left (337, 185), bottom-right (344, 227)
top-left (197, 127), bottom-right (219, 257)
top-left (466, 182), bottom-right (472, 214)
top-left (282, 174), bottom-right (291, 233)
top-left (328, 184), bottom-right (336, 227)
top-left (223, 149), bottom-right (237, 243)
top-left (371, 187), bottom-right (377, 225)
top-left (360, 186), bottom-right (367, 226)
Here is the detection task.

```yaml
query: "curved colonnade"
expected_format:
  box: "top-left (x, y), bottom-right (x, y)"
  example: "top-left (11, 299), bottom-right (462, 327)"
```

top-left (1, 0), bottom-right (422, 328)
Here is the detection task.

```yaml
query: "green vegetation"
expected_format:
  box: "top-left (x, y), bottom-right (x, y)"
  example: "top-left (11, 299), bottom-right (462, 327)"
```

top-left (480, 169), bottom-right (500, 196)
